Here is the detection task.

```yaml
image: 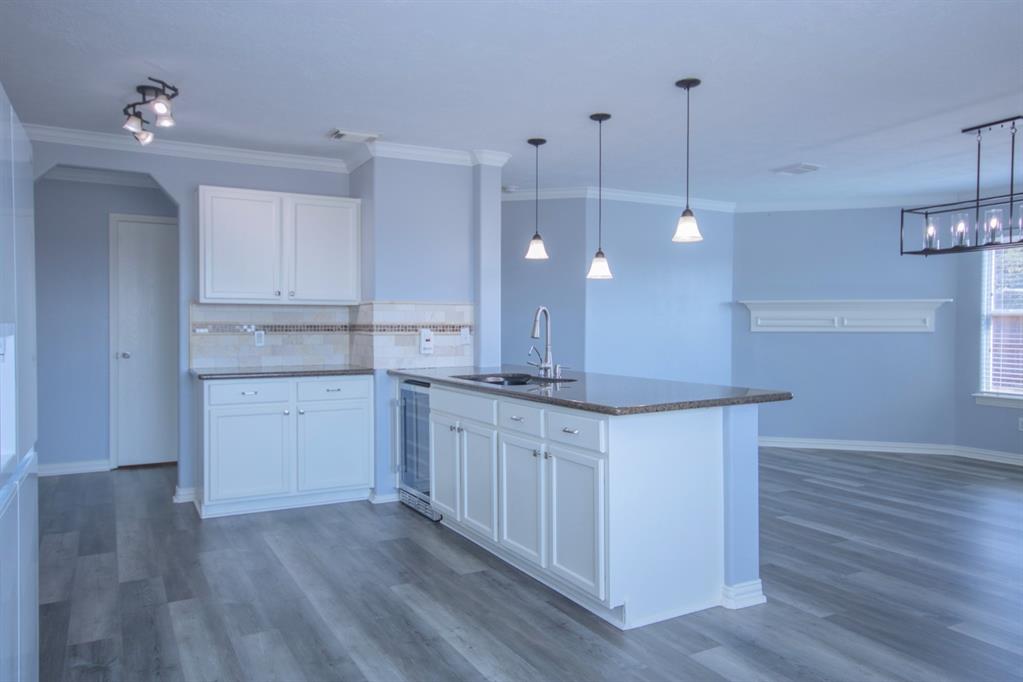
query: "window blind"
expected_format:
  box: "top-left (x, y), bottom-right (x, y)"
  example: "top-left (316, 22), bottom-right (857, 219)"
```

top-left (983, 248), bottom-right (1023, 395)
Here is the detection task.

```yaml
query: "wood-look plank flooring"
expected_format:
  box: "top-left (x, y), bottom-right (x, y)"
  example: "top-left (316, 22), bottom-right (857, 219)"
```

top-left (39, 448), bottom-right (1023, 681)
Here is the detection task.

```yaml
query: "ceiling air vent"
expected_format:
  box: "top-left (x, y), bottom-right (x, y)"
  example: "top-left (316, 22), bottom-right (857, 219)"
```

top-left (327, 128), bottom-right (379, 143)
top-left (771, 162), bottom-right (822, 175)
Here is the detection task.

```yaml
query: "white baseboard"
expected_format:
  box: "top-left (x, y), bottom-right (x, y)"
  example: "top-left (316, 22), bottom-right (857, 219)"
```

top-left (173, 486), bottom-right (196, 503)
top-left (759, 437), bottom-right (1022, 466)
top-left (369, 491), bottom-right (400, 504)
top-left (721, 580), bottom-right (767, 609)
top-left (38, 458), bottom-right (112, 477)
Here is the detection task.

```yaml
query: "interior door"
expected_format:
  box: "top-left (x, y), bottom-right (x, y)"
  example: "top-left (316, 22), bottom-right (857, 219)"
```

top-left (201, 187), bottom-right (282, 301)
top-left (498, 434), bottom-right (545, 566)
top-left (112, 215), bottom-right (178, 467)
top-left (547, 445), bottom-right (606, 600)
top-left (429, 412), bottom-right (459, 520)
top-left (296, 401), bottom-right (372, 492)
top-left (284, 196), bottom-right (359, 303)
top-left (459, 421), bottom-right (498, 541)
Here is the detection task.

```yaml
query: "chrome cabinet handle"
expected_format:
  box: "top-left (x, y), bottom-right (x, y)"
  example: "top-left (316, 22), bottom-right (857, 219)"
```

top-left (509, 416), bottom-right (524, 422)
top-left (544, 452), bottom-right (551, 459)
top-left (119, 352), bottom-right (131, 359)
top-left (562, 427), bottom-right (580, 435)
top-left (532, 449), bottom-right (540, 458)
top-left (275, 290), bottom-right (281, 296)
top-left (283, 410), bottom-right (290, 415)
top-left (241, 390), bottom-right (258, 396)
top-left (449, 425), bottom-right (457, 432)
top-left (325, 388), bottom-right (343, 393)
top-left (457, 427), bottom-right (464, 433)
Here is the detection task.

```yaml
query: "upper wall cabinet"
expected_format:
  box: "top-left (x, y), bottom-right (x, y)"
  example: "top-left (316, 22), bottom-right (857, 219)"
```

top-left (199, 186), bottom-right (361, 305)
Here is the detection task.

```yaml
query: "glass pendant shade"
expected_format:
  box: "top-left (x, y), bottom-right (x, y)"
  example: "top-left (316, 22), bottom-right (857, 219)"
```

top-left (134, 130), bottom-right (154, 146)
top-left (151, 94), bottom-right (171, 115)
top-left (525, 233), bottom-right (549, 260)
top-left (155, 113), bottom-right (175, 128)
top-left (586, 249), bottom-right (613, 280)
top-left (122, 113), bottom-right (143, 134)
top-left (672, 207), bottom-right (703, 242)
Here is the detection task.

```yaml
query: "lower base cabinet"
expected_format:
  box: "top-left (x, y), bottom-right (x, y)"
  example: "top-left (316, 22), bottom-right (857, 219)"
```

top-left (429, 412), bottom-right (460, 520)
top-left (547, 445), bottom-right (605, 601)
top-left (0, 454), bottom-right (38, 682)
top-left (498, 434), bottom-right (545, 567)
top-left (199, 375), bottom-right (373, 518)
top-left (459, 421), bottom-right (498, 541)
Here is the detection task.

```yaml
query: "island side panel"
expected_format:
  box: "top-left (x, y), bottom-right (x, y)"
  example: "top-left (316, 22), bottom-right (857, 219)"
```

top-left (721, 403), bottom-right (766, 607)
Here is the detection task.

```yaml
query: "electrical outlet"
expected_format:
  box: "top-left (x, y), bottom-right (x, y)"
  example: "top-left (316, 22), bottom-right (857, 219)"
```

top-left (254, 330), bottom-right (265, 347)
top-left (1018, 417), bottom-right (1023, 432)
top-left (419, 328), bottom-right (434, 355)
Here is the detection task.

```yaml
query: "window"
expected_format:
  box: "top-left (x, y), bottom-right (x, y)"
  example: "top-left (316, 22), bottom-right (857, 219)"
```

top-left (982, 248), bottom-right (1023, 396)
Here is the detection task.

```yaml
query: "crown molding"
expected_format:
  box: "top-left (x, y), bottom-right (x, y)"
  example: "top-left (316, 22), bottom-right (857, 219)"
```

top-left (470, 150), bottom-right (511, 167)
top-left (502, 186), bottom-right (736, 212)
top-left (24, 124), bottom-right (349, 173)
top-left (42, 165), bottom-right (162, 189)
top-left (368, 140), bottom-right (475, 166)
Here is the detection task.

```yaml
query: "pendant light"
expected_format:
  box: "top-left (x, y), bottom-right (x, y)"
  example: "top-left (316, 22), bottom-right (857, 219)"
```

top-left (524, 138), bottom-right (550, 260)
top-left (672, 77), bottom-right (703, 243)
top-left (586, 113), bottom-right (613, 280)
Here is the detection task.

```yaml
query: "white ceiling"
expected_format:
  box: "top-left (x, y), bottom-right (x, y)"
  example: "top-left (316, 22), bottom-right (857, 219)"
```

top-left (1, 0), bottom-right (1020, 208)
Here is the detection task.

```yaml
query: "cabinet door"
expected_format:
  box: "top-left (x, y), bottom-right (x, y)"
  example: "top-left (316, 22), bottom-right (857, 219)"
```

top-left (200, 187), bottom-right (283, 302)
top-left (547, 445), bottom-right (605, 600)
top-left (284, 196), bottom-right (360, 304)
top-left (209, 404), bottom-right (292, 501)
top-left (498, 434), bottom-right (545, 566)
top-left (17, 472), bottom-right (37, 682)
top-left (0, 491), bottom-right (18, 682)
top-left (459, 421), bottom-right (498, 541)
top-left (297, 401), bottom-right (372, 492)
top-left (429, 413), bottom-right (459, 520)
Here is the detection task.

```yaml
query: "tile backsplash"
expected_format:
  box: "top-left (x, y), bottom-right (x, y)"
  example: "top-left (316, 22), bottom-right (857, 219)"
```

top-left (189, 302), bottom-right (474, 370)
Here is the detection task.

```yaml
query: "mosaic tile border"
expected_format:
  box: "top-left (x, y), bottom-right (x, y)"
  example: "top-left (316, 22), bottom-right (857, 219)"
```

top-left (192, 322), bottom-right (473, 335)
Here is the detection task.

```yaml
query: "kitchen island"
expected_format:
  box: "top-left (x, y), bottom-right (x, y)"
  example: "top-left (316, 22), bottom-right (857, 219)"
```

top-left (389, 365), bottom-right (791, 629)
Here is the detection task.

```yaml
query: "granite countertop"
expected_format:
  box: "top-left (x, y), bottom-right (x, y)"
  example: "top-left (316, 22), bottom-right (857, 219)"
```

top-left (387, 365), bottom-right (792, 416)
top-left (191, 364), bottom-right (373, 380)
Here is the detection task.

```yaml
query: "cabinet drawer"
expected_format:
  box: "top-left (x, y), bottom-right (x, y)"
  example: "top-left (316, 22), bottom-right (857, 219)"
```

top-left (432, 388), bottom-right (497, 425)
top-left (546, 410), bottom-right (607, 453)
top-left (298, 377), bottom-right (371, 402)
top-left (498, 400), bottom-right (544, 437)
top-left (209, 381), bottom-right (291, 406)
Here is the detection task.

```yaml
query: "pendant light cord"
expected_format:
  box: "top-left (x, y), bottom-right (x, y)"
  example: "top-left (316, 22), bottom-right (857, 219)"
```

top-left (598, 119), bottom-right (603, 249)
top-left (534, 143), bottom-right (540, 237)
top-left (685, 86), bottom-right (691, 209)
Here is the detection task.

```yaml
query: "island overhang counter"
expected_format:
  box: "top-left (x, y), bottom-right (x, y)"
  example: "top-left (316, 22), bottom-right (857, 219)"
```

top-left (389, 366), bottom-right (792, 630)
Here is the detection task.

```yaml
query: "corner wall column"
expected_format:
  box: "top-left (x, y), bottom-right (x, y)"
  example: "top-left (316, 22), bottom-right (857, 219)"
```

top-left (721, 404), bottom-right (767, 608)
top-left (471, 151), bottom-right (509, 367)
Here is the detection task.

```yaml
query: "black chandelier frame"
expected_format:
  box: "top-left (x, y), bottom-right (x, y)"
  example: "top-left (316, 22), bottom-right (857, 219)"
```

top-left (121, 77), bottom-right (179, 120)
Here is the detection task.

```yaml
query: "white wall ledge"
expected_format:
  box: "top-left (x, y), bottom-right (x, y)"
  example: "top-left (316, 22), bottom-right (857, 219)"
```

top-left (739, 299), bottom-right (952, 333)
top-left (973, 393), bottom-right (1023, 409)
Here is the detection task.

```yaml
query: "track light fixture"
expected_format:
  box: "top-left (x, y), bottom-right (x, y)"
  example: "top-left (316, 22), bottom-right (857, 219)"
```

top-left (120, 77), bottom-right (179, 145)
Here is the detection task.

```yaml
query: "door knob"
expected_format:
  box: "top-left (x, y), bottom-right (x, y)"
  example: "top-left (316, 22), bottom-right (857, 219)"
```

top-left (120, 352), bottom-right (131, 359)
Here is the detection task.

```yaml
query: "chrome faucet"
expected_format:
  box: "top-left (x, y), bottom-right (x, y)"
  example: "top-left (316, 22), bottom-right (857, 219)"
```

top-left (527, 306), bottom-right (553, 378)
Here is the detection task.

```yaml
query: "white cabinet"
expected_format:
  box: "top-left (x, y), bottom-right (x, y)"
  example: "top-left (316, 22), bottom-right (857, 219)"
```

top-left (0, 490), bottom-right (18, 682)
top-left (459, 421), bottom-right (498, 541)
top-left (199, 186), bottom-right (360, 305)
top-left (17, 471), bottom-right (37, 682)
top-left (209, 403), bottom-right (292, 501)
top-left (199, 375), bottom-right (374, 517)
top-left (429, 412), bottom-right (460, 520)
top-left (297, 401), bottom-right (372, 492)
top-left (547, 445), bottom-right (605, 600)
top-left (498, 434), bottom-right (545, 567)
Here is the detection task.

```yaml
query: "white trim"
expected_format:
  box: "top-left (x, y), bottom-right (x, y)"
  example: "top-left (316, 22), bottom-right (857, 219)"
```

top-left (368, 140), bottom-right (475, 166)
top-left (38, 459), bottom-right (112, 477)
top-left (470, 150), bottom-right (511, 167)
top-left (739, 299), bottom-right (952, 333)
top-left (25, 124), bottom-right (349, 173)
top-left (759, 437), bottom-right (1022, 467)
top-left (973, 393), bottom-right (1023, 409)
top-left (196, 487), bottom-right (371, 518)
top-left (173, 486), bottom-right (196, 503)
top-left (43, 166), bottom-right (161, 189)
top-left (109, 213), bottom-right (180, 470)
top-left (502, 186), bottom-right (736, 212)
top-left (369, 491), bottom-right (400, 504)
top-left (721, 580), bottom-right (767, 609)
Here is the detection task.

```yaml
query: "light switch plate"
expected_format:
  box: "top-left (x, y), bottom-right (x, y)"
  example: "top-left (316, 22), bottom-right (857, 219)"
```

top-left (419, 328), bottom-right (434, 355)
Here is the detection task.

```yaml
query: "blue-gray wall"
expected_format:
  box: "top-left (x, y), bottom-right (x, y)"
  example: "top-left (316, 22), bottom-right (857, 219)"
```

top-left (34, 178), bottom-right (177, 467)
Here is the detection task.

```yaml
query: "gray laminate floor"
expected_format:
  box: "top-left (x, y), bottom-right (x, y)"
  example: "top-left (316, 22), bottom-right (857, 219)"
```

top-left (39, 448), bottom-right (1023, 682)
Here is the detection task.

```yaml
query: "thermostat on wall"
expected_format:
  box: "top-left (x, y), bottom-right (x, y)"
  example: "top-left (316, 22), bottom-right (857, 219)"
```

top-left (419, 328), bottom-right (434, 355)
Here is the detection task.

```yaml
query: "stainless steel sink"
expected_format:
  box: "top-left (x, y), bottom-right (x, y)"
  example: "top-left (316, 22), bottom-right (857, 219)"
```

top-left (453, 373), bottom-right (577, 386)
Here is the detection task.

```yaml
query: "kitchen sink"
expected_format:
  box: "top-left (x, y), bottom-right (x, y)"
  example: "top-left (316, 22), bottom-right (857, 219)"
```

top-left (453, 373), bottom-right (577, 386)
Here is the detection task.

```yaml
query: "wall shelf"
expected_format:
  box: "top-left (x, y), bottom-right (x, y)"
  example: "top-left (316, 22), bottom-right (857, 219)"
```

top-left (739, 299), bottom-right (952, 333)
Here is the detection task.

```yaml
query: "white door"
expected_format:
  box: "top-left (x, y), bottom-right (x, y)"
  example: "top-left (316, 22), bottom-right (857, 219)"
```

top-left (498, 434), bottom-right (545, 566)
top-left (296, 401), bottom-right (372, 492)
top-left (200, 187), bottom-right (282, 302)
top-left (111, 214), bottom-right (178, 467)
top-left (429, 413), bottom-right (460, 520)
top-left (459, 421), bottom-right (498, 541)
top-left (208, 404), bottom-right (292, 501)
top-left (547, 445), bottom-right (606, 600)
top-left (284, 196), bottom-right (359, 304)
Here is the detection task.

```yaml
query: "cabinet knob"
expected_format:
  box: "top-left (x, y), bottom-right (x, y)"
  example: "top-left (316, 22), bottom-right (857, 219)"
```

top-left (532, 449), bottom-right (539, 458)
top-left (289, 291), bottom-right (295, 297)
top-left (457, 427), bottom-right (464, 433)
top-left (298, 409), bottom-right (305, 415)
top-left (119, 352), bottom-right (131, 359)
top-left (283, 410), bottom-right (290, 415)
top-left (544, 452), bottom-right (552, 459)
top-left (275, 290), bottom-right (281, 297)
top-left (449, 425), bottom-right (457, 432)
